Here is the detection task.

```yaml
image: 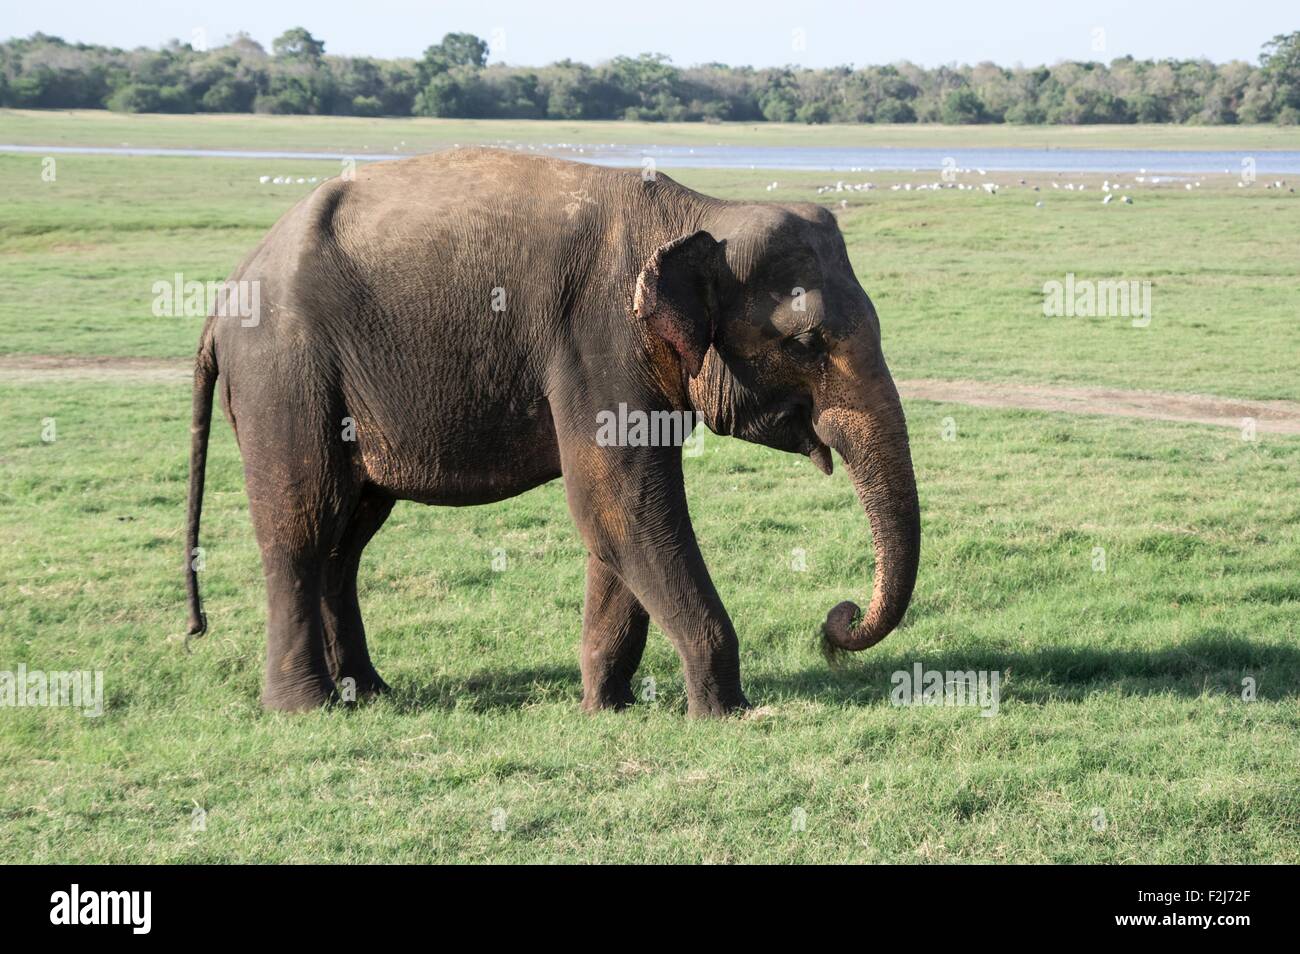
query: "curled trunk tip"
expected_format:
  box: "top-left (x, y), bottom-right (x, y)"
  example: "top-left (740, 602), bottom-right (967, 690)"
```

top-left (821, 599), bottom-right (894, 661)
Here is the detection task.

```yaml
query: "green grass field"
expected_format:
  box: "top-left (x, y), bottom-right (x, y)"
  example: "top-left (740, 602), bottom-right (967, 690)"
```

top-left (4, 108), bottom-right (1300, 152)
top-left (1, 114), bottom-right (1298, 862)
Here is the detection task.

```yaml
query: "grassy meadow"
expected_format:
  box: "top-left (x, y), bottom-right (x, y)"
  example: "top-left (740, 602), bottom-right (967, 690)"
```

top-left (4, 107), bottom-right (1300, 152)
top-left (1, 114), bottom-right (1298, 862)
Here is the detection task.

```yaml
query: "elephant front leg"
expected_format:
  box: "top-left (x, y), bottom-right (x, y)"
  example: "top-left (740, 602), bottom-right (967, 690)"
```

top-left (562, 443), bottom-right (750, 718)
top-left (580, 555), bottom-right (649, 711)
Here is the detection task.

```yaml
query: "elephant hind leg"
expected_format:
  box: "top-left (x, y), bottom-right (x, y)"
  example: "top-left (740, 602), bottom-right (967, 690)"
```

top-left (580, 554), bottom-right (650, 712)
top-left (240, 408), bottom-right (356, 712)
top-left (256, 539), bottom-right (336, 713)
top-left (321, 486), bottom-right (394, 700)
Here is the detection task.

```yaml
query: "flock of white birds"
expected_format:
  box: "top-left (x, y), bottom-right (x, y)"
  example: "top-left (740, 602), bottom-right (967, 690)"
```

top-left (251, 156), bottom-right (1291, 209)
top-left (258, 174), bottom-right (321, 185)
top-left (785, 167), bottom-right (1292, 208)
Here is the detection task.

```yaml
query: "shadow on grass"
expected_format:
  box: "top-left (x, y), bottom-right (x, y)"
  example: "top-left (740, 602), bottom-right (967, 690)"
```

top-left (377, 633), bottom-right (1297, 713)
top-left (386, 665), bottom-right (581, 713)
top-left (749, 633), bottom-right (1300, 706)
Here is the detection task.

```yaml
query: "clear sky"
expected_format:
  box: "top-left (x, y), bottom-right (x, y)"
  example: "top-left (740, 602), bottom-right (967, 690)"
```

top-left (6, 0), bottom-right (1294, 68)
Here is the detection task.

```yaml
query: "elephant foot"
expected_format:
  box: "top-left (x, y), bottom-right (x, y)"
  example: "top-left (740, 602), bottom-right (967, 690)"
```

top-left (581, 682), bottom-right (637, 713)
top-left (261, 674), bottom-right (336, 712)
top-left (687, 688), bottom-right (751, 719)
top-left (334, 667), bottom-right (391, 704)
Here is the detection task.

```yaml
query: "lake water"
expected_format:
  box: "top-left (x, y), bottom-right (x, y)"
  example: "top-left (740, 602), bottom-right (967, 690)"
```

top-left (549, 143), bottom-right (1300, 175)
top-left (4, 141), bottom-right (1299, 174)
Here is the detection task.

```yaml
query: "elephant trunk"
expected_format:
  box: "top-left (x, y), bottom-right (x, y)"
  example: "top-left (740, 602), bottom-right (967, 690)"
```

top-left (819, 383), bottom-right (921, 657)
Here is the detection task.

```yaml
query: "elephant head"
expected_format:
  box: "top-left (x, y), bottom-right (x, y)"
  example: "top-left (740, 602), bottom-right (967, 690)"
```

top-left (635, 202), bottom-right (920, 655)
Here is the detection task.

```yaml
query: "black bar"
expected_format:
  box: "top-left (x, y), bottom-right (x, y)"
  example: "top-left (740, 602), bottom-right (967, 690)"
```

top-left (0, 864), bottom-right (1283, 938)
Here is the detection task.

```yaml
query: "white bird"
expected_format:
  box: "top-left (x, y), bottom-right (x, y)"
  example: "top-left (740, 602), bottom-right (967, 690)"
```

top-left (1035, 200), bottom-right (1045, 207)
top-left (1103, 194), bottom-right (1113, 204)
top-left (1121, 195), bottom-right (1133, 204)
top-left (982, 183), bottom-right (997, 194)
top-left (259, 175), bottom-right (270, 184)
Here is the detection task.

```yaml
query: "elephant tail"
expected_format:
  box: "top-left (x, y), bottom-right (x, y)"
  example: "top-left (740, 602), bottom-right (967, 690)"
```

top-left (185, 326), bottom-right (218, 642)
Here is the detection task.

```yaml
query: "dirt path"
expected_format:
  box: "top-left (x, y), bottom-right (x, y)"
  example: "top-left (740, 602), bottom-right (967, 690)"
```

top-left (0, 354), bottom-right (190, 384)
top-left (899, 379), bottom-right (1300, 435)
top-left (4, 355), bottom-right (1299, 435)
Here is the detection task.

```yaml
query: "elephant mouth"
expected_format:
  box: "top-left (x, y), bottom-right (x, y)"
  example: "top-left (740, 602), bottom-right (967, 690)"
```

top-left (806, 439), bottom-right (833, 475)
top-left (777, 398), bottom-right (833, 475)
top-left (699, 377), bottom-right (832, 474)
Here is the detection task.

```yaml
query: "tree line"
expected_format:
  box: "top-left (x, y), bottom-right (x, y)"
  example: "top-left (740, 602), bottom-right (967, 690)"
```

top-left (3, 28), bottom-right (1299, 124)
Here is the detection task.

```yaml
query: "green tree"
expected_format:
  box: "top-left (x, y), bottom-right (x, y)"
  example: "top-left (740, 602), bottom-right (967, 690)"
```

top-left (414, 69), bottom-right (470, 116)
top-left (272, 27), bottom-right (325, 61)
top-left (874, 97), bottom-right (916, 123)
top-left (543, 60), bottom-right (595, 118)
top-left (606, 54), bottom-right (683, 120)
top-left (107, 83), bottom-right (161, 112)
top-left (1261, 31), bottom-right (1300, 112)
top-left (796, 101), bottom-right (830, 124)
top-left (438, 33), bottom-right (488, 69)
top-left (419, 32), bottom-right (488, 83)
top-left (759, 68), bottom-right (799, 122)
top-left (941, 88), bottom-right (987, 123)
top-left (201, 78), bottom-right (256, 112)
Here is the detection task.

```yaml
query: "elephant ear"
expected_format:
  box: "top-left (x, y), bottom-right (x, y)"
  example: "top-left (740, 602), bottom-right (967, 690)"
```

top-left (633, 230), bottom-right (722, 379)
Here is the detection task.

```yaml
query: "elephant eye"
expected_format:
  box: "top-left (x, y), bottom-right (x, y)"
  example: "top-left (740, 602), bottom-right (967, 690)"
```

top-left (782, 329), bottom-right (825, 362)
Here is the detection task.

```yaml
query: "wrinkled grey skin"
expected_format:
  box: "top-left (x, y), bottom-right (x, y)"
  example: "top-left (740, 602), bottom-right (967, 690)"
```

top-left (185, 147), bottom-right (919, 717)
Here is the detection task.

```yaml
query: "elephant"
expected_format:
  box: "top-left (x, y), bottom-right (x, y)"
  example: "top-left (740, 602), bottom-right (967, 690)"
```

top-left (184, 147), bottom-right (920, 717)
